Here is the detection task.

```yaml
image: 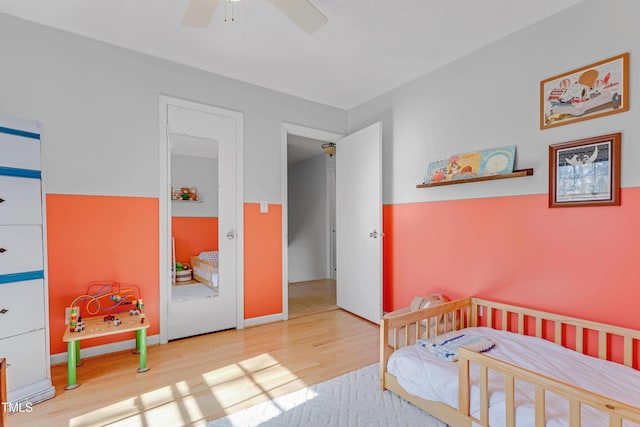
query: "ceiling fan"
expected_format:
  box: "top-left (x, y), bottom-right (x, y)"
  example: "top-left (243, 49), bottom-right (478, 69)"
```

top-left (182, 0), bottom-right (328, 34)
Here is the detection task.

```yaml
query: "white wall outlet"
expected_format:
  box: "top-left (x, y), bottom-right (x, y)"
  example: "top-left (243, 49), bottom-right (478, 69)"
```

top-left (260, 201), bottom-right (269, 213)
top-left (65, 307), bottom-right (71, 325)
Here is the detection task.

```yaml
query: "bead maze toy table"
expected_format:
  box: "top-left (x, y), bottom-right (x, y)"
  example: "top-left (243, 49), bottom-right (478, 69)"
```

top-left (62, 315), bottom-right (150, 390)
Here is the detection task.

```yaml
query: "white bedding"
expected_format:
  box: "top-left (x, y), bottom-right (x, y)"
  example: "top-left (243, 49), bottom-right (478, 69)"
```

top-left (387, 327), bottom-right (640, 426)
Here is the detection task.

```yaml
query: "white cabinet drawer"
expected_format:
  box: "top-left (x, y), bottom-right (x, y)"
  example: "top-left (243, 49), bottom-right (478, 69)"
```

top-left (0, 175), bottom-right (42, 225)
top-left (0, 225), bottom-right (43, 275)
top-left (0, 133), bottom-right (41, 171)
top-left (0, 329), bottom-right (47, 392)
top-left (0, 279), bottom-right (45, 339)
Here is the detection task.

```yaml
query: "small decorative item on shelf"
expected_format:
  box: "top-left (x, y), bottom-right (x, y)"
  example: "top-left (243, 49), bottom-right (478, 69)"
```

top-left (171, 187), bottom-right (181, 200)
top-left (172, 185), bottom-right (199, 201)
top-left (180, 186), bottom-right (198, 201)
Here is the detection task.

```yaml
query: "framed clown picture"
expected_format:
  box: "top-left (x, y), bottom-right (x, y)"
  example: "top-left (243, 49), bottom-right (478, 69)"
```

top-left (540, 53), bottom-right (629, 130)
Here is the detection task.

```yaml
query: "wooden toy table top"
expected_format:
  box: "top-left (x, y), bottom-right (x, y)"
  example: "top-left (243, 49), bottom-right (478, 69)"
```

top-left (63, 314), bottom-right (149, 342)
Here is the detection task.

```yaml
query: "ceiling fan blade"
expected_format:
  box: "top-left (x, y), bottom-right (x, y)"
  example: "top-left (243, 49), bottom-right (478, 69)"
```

top-left (269, 0), bottom-right (328, 34)
top-left (182, 0), bottom-right (220, 28)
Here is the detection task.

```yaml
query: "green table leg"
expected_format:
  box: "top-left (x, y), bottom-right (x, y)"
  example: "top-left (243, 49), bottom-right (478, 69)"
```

top-left (136, 329), bottom-right (150, 373)
top-left (65, 341), bottom-right (80, 390)
top-left (133, 329), bottom-right (140, 354)
top-left (75, 339), bottom-right (83, 367)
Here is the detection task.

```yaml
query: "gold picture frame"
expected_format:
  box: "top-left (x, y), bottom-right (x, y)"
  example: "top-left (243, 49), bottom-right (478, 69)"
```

top-left (540, 53), bottom-right (629, 130)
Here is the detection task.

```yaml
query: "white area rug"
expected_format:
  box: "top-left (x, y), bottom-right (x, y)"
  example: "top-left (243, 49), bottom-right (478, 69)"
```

top-left (207, 364), bottom-right (447, 427)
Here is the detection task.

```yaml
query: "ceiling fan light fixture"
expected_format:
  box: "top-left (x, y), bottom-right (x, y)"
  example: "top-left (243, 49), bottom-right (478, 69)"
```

top-left (322, 142), bottom-right (336, 157)
top-left (224, 0), bottom-right (239, 22)
top-left (182, 0), bottom-right (327, 33)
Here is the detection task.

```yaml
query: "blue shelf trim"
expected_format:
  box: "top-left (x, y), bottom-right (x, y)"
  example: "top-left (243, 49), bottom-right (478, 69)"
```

top-left (0, 270), bottom-right (45, 285)
top-left (0, 126), bottom-right (40, 140)
top-left (0, 166), bottom-right (41, 179)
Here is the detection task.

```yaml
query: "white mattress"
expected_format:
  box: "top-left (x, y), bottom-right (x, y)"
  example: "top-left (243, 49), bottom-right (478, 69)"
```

top-left (387, 327), bottom-right (640, 426)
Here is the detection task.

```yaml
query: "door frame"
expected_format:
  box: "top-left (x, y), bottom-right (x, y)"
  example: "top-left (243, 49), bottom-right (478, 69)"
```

top-left (327, 165), bottom-right (336, 279)
top-left (159, 95), bottom-right (244, 344)
top-left (280, 122), bottom-right (342, 319)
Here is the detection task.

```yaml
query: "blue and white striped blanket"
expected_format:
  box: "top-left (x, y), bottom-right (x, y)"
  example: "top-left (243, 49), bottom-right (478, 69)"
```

top-left (417, 331), bottom-right (495, 362)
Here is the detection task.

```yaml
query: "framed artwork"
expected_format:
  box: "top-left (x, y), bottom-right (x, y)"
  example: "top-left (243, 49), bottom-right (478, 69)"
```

top-left (540, 53), bottom-right (629, 130)
top-left (549, 133), bottom-right (620, 208)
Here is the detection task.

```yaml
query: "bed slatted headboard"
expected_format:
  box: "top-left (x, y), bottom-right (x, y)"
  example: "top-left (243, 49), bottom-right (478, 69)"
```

top-left (471, 298), bottom-right (640, 369)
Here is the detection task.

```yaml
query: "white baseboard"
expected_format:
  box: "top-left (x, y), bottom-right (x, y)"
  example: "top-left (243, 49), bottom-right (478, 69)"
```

top-left (50, 334), bottom-right (160, 365)
top-left (7, 380), bottom-right (55, 409)
top-left (243, 313), bottom-right (284, 327)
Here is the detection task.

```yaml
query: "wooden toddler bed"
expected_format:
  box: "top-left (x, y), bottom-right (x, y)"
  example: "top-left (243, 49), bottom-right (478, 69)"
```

top-left (190, 251), bottom-right (219, 289)
top-left (380, 297), bottom-right (640, 426)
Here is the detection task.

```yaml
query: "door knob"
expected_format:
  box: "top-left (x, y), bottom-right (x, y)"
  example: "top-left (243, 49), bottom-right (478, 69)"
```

top-left (0, 308), bottom-right (8, 314)
top-left (0, 198), bottom-right (5, 203)
top-left (0, 248), bottom-right (6, 253)
top-left (369, 230), bottom-right (379, 239)
top-left (226, 231), bottom-right (236, 240)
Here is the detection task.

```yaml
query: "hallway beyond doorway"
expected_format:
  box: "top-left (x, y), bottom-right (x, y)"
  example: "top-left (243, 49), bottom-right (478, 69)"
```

top-left (288, 279), bottom-right (337, 319)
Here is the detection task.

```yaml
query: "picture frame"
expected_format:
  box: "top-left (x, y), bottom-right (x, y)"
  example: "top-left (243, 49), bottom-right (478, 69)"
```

top-left (549, 133), bottom-right (620, 208)
top-left (540, 53), bottom-right (629, 130)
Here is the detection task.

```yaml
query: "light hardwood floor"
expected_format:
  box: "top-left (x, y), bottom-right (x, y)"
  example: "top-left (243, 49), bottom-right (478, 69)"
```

top-left (11, 309), bottom-right (378, 427)
top-left (288, 279), bottom-right (337, 319)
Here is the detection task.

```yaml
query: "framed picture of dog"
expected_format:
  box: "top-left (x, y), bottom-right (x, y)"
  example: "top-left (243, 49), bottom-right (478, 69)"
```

top-left (541, 53), bottom-right (629, 130)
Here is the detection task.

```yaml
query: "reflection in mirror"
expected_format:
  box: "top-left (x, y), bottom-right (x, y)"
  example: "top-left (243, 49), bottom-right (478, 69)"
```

top-left (170, 134), bottom-right (220, 302)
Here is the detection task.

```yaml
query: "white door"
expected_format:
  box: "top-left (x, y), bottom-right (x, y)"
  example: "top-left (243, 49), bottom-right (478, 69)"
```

top-left (336, 122), bottom-right (382, 324)
top-left (167, 105), bottom-right (238, 339)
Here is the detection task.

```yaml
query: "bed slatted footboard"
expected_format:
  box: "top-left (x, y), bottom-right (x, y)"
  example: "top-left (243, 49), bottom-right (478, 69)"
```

top-left (380, 297), bottom-right (640, 426)
top-left (190, 256), bottom-right (216, 289)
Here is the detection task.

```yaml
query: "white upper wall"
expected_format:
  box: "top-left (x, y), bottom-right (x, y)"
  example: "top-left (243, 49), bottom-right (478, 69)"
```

top-left (171, 154), bottom-right (218, 217)
top-left (0, 14), bottom-right (347, 202)
top-left (348, 0), bottom-right (640, 205)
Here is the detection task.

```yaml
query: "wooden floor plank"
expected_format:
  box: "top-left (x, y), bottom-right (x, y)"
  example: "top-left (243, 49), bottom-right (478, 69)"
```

top-left (11, 309), bottom-right (377, 427)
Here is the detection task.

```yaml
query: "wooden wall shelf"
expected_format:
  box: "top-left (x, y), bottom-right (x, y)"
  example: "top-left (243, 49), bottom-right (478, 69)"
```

top-left (417, 168), bottom-right (534, 188)
top-left (172, 199), bottom-right (201, 203)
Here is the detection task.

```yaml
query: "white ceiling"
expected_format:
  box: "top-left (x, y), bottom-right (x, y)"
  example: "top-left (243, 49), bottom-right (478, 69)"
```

top-left (0, 0), bottom-right (583, 109)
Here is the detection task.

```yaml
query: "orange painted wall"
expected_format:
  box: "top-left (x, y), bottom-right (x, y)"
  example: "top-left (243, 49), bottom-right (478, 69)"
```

top-left (244, 203), bottom-right (282, 319)
top-left (46, 194), bottom-right (159, 355)
top-left (171, 217), bottom-right (218, 265)
top-left (383, 188), bottom-right (640, 332)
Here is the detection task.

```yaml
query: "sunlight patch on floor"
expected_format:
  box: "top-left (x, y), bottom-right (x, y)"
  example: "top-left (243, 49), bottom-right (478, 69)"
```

top-left (69, 353), bottom-right (309, 426)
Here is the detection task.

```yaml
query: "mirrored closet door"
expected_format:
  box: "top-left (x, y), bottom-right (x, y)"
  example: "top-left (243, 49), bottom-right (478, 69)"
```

top-left (167, 105), bottom-right (238, 340)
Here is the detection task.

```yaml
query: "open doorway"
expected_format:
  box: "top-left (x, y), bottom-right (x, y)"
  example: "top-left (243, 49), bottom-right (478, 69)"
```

top-left (284, 129), bottom-right (340, 318)
top-left (282, 122), bottom-right (383, 324)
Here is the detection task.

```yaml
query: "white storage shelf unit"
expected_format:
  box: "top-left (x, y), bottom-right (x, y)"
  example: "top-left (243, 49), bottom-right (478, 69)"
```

top-left (0, 114), bottom-right (54, 408)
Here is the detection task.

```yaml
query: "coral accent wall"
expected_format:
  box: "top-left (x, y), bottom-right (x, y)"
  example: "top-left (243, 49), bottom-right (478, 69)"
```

top-left (46, 194), bottom-right (159, 355)
top-left (171, 217), bottom-right (218, 265)
top-left (383, 188), bottom-right (640, 334)
top-left (244, 203), bottom-right (282, 319)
